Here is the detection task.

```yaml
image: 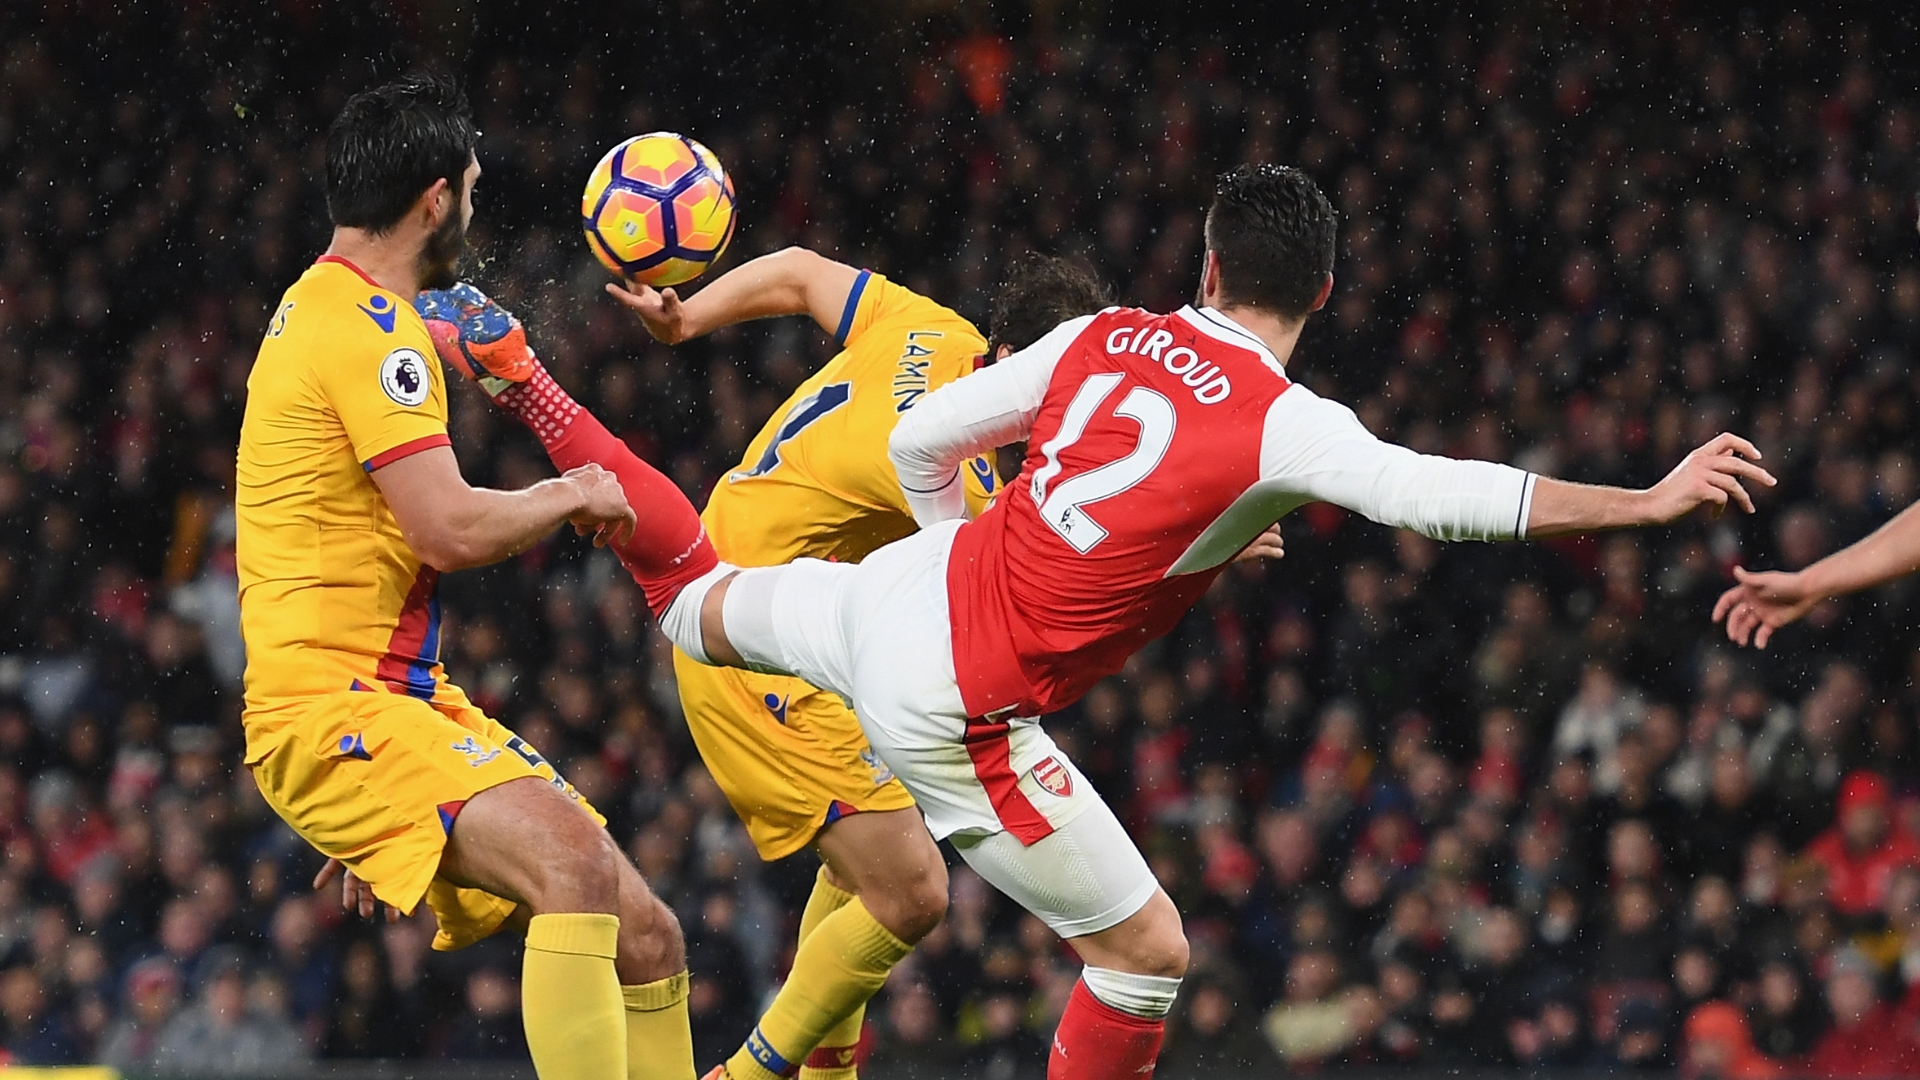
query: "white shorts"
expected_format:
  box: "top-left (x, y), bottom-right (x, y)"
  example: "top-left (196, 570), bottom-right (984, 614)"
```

top-left (716, 520), bottom-right (1157, 937)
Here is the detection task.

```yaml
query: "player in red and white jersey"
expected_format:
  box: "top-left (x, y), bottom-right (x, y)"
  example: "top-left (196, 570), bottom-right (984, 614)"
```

top-left (639, 165), bottom-right (1775, 1080)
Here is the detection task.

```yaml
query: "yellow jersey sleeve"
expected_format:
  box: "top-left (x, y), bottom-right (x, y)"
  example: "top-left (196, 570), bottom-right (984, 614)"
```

top-left (835, 270), bottom-right (950, 349)
top-left (313, 312), bottom-right (451, 472)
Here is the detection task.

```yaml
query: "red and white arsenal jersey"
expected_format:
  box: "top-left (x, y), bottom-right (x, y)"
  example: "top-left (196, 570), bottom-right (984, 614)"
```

top-left (890, 305), bottom-right (1536, 720)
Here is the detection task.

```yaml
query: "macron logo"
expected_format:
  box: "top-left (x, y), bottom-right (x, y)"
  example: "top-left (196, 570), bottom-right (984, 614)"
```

top-left (358, 294), bottom-right (398, 333)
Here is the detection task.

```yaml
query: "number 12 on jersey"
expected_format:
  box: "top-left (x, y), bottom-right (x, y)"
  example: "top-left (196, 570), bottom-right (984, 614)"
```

top-left (1028, 373), bottom-right (1177, 554)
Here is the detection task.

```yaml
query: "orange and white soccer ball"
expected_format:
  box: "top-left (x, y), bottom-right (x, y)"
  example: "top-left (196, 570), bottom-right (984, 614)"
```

top-left (580, 132), bottom-right (737, 287)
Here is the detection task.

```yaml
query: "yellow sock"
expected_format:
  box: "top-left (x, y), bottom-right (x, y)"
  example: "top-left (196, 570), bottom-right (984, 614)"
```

top-left (524, 913), bottom-right (626, 1080)
top-left (623, 971), bottom-right (695, 1080)
top-left (795, 871), bottom-right (862, 1080)
top-left (726, 894), bottom-right (908, 1080)
top-left (797, 867), bottom-right (855, 942)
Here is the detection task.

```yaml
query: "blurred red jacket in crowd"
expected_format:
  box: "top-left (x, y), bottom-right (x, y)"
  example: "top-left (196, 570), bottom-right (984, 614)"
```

top-left (1683, 1002), bottom-right (1781, 1080)
top-left (1803, 772), bottom-right (1920, 918)
top-left (1801, 1003), bottom-right (1920, 1079)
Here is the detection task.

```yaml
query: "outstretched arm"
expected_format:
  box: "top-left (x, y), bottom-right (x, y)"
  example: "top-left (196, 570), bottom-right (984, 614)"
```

top-left (1265, 387), bottom-right (1773, 542)
top-left (605, 246), bottom-right (862, 344)
top-left (1524, 433), bottom-right (1773, 536)
top-left (1714, 500), bottom-right (1920, 648)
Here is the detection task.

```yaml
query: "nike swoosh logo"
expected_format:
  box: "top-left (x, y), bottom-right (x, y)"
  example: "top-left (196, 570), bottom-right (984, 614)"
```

top-left (359, 303), bottom-right (397, 333)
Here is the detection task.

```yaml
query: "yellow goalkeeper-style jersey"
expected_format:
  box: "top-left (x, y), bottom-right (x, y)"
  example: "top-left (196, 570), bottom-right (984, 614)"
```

top-left (703, 269), bottom-right (999, 568)
top-left (236, 256), bottom-right (475, 741)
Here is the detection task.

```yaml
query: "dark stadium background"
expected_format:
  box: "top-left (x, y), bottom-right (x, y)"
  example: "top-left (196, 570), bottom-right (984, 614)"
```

top-left (6, 0), bottom-right (1920, 1076)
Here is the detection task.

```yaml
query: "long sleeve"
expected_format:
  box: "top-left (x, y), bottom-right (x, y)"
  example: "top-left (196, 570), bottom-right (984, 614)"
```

top-left (1261, 384), bottom-right (1535, 541)
top-left (888, 314), bottom-right (1094, 526)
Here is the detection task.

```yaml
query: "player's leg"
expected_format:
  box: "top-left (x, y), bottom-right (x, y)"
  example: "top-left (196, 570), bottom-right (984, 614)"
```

top-left (252, 692), bottom-right (660, 1080)
top-left (674, 658), bottom-right (944, 1080)
top-left (803, 810), bottom-right (948, 1079)
top-left (488, 356), bottom-right (721, 617)
top-left (950, 800), bottom-right (1186, 1080)
top-left (613, 857), bottom-right (697, 1080)
top-left (419, 285), bottom-right (720, 616)
top-left (725, 808), bottom-right (948, 1080)
top-left (453, 711), bottom-right (695, 1080)
top-left (463, 809), bottom-right (695, 1080)
top-left (437, 777), bottom-right (637, 1080)
top-left (731, 532), bottom-right (1186, 1080)
top-left (813, 807), bottom-right (948, 948)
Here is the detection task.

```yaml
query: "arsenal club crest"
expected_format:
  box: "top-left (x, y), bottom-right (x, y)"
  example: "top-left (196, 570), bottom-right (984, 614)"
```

top-left (1030, 756), bottom-right (1073, 797)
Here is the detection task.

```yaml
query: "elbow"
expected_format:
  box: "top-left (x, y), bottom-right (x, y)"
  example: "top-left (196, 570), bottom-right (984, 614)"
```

top-left (773, 245), bottom-right (832, 292)
top-left (888, 415), bottom-right (950, 488)
top-left (774, 245), bottom-right (830, 274)
top-left (887, 417), bottom-right (924, 476)
top-left (408, 528), bottom-right (487, 573)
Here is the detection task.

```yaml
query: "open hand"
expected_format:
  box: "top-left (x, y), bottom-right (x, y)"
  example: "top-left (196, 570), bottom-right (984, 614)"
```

top-left (564, 463), bottom-right (637, 548)
top-left (313, 858), bottom-right (399, 923)
top-left (1712, 567), bottom-right (1821, 649)
top-left (1641, 433), bottom-right (1775, 524)
top-left (605, 279), bottom-right (689, 344)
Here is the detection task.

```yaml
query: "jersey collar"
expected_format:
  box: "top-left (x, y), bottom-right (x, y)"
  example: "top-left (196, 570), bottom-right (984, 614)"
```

top-left (1177, 305), bottom-right (1287, 378)
top-left (316, 254), bottom-right (382, 289)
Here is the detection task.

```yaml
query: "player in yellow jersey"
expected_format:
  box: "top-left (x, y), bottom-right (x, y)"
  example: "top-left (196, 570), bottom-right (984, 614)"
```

top-left (236, 74), bottom-right (698, 1080)
top-left (617, 251), bottom-right (1110, 1080)
top-left (416, 248), bottom-right (1113, 1080)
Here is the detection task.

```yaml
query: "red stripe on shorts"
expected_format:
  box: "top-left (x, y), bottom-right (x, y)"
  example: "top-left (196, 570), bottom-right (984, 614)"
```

top-left (962, 717), bottom-right (1054, 845)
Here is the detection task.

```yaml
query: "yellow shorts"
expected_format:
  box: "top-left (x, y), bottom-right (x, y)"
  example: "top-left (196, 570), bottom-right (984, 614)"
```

top-left (673, 647), bottom-right (915, 860)
top-left (245, 688), bottom-right (604, 952)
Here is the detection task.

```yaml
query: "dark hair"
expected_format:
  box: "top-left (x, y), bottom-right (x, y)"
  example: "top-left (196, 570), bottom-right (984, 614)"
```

top-left (325, 72), bottom-right (477, 233)
top-left (988, 254), bottom-right (1113, 354)
top-left (1204, 164), bottom-right (1336, 319)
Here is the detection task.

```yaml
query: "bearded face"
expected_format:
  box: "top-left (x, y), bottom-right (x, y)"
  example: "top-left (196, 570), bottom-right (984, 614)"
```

top-left (419, 156), bottom-right (478, 290)
top-left (418, 199), bottom-right (468, 290)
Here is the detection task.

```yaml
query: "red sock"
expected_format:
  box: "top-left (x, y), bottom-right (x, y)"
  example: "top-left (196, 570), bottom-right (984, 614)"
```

top-left (496, 361), bottom-right (717, 616)
top-left (1048, 978), bottom-right (1166, 1080)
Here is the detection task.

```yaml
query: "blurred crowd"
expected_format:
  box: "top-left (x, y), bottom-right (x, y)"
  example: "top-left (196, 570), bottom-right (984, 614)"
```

top-left (5, 1), bottom-right (1920, 1076)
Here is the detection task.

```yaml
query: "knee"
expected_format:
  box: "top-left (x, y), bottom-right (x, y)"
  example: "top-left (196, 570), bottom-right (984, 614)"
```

top-left (1146, 921), bottom-right (1190, 979)
top-left (869, 859), bottom-right (948, 944)
top-left (1107, 895), bottom-right (1189, 979)
top-left (617, 886), bottom-right (686, 977)
top-left (526, 820), bottom-right (622, 915)
top-left (1116, 928), bottom-right (1188, 979)
top-left (1143, 898), bottom-right (1189, 977)
top-left (622, 888), bottom-right (682, 945)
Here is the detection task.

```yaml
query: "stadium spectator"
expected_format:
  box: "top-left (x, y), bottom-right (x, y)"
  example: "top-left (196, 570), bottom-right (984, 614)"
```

top-left (1804, 770), bottom-right (1920, 921)
top-left (1749, 956), bottom-right (1832, 1062)
top-left (1801, 949), bottom-right (1920, 1077)
top-left (1682, 1001), bottom-right (1782, 1080)
top-left (97, 957), bottom-right (184, 1075)
top-left (149, 949), bottom-right (307, 1075)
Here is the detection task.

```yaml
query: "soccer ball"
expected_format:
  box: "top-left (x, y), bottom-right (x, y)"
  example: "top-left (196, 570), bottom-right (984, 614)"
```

top-left (580, 132), bottom-right (737, 287)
